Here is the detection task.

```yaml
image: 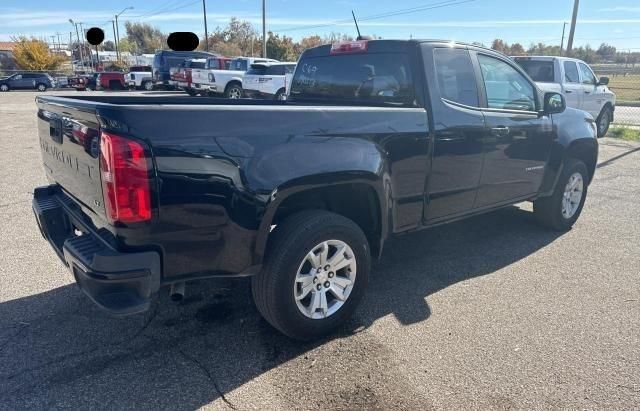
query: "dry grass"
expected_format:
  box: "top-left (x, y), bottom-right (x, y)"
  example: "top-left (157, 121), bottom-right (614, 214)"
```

top-left (608, 126), bottom-right (640, 142)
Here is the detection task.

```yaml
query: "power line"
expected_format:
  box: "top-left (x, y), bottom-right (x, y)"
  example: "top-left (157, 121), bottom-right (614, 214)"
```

top-left (278, 0), bottom-right (477, 33)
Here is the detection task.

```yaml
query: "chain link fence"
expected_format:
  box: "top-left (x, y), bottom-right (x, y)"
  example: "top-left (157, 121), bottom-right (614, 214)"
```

top-left (593, 65), bottom-right (640, 127)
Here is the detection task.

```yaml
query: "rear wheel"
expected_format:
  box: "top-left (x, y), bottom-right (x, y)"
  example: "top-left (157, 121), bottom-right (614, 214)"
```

top-left (225, 83), bottom-right (243, 99)
top-left (596, 106), bottom-right (612, 138)
top-left (275, 88), bottom-right (287, 101)
top-left (142, 81), bottom-right (154, 91)
top-left (252, 210), bottom-right (370, 341)
top-left (109, 80), bottom-right (122, 91)
top-left (534, 158), bottom-right (588, 231)
top-left (36, 83), bottom-right (47, 92)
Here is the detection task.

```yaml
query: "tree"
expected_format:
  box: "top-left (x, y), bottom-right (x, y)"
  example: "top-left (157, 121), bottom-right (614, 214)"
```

top-left (124, 21), bottom-right (165, 53)
top-left (118, 38), bottom-right (136, 54)
top-left (266, 32), bottom-right (297, 61)
top-left (596, 43), bottom-right (616, 62)
top-left (101, 40), bottom-right (116, 52)
top-left (11, 36), bottom-right (65, 70)
top-left (202, 18), bottom-right (259, 56)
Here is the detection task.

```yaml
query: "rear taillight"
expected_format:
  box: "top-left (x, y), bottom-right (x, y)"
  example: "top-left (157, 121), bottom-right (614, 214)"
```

top-left (99, 131), bottom-right (152, 224)
top-left (330, 40), bottom-right (368, 55)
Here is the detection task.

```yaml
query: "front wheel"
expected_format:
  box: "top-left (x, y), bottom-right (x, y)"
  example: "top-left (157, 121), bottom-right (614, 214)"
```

top-left (142, 81), bottom-right (154, 91)
top-left (252, 211), bottom-right (370, 341)
top-left (36, 83), bottom-right (47, 92)
top-left (596, 106), bottom-right (612, 138)
top-left (0, 84), bottom-right (9, 92)
top-left (534, 159), bottom-right (589, 231)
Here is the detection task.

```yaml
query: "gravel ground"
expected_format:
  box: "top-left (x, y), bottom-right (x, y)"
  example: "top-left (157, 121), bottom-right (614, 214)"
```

top-left (0, 90), bottom-right (638, 410)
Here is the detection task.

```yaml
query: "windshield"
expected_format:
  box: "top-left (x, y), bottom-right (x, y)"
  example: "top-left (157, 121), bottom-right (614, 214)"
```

top-left (290, 52), bottom-right (416, 106)
top-left (514, 59), bottom-right (555, 82)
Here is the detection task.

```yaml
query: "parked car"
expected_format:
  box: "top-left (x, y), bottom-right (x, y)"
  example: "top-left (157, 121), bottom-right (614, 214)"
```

top-left (152, 50), bottom-right (216, 89)
top-left (513, 56), bottom-right (616, 137)
top-left (125, 65), bottom-right (153, 91)
top-left (190, 56), bottom-right (232, 94)
top-left (243, 62), bottom-right (297, 100)
top-left (69, 73), bottom-right (98, 91)
top-left (32, 39), bottom-right (598, 341)
top-left (55, 76), bottom-right (70, 88)
top-left (96, 72), bottom-right (126, 91)
top-left (170, 59), bottom-right (207, 96)
top-left (194, 56), bottom-right (278, 98)
top-left (0, 72), bottom-right (56, 92)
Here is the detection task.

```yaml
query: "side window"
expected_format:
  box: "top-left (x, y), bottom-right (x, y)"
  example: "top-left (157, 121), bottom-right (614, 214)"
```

top-left (563, 61), bottom-right (580, 83)
top-left (14, 74), bottom-right (22, 80)
top-left (433, 48), bottom-right (479, 107)
top-left (478, 54), bottom-right (536, 112)
top-left (285, 65), bottom-right (296, 74)
top-left (578, 63), bottom-right (596, 85)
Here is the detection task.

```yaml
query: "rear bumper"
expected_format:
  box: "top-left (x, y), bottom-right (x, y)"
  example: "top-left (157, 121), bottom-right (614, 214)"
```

top-left (32, 185), bottom-right (161, 316)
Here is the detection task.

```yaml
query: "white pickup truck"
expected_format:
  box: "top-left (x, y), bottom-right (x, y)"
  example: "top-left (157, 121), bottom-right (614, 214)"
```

top-left (125, 66), bottom-right (154, 91)
top-left (191, 57), bottom-right (278, 98)
top-left (514, 56), bottom-right (616, 137)
top-left (242, 62), bottom-right (297, 100)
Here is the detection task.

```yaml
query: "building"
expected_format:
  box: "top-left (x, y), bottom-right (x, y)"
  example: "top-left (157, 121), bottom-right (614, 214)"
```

top-left (0, 42), bottom-right (17, 70)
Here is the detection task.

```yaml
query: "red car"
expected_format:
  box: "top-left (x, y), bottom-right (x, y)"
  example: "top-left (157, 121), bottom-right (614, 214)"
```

top-left (96, 72), bottom-right (126, 91)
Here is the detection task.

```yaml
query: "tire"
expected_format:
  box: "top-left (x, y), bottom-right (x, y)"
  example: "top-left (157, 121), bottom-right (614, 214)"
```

top-left (596, 106), bottom-right (612, 138)
top-left (224, 83), bottom-right (243, 99)
top-left (0, 84), bottom-right (9, 92)
top-left (36, 83), bottom-right (47, 92)
top-left (109, 81), bottom-right (122, 91)
top-left (534, 158), bottom-right (589, 231)
top-left (85, 86), bottom-right (93, 91)
top-left (274, 89), bottom-right (287, 101)
top-left (252, 210), bottom-right (371, 341)
top-left (142, 81), bottom-right (154, 91)
top-left (185, 89), bottom-right (198, 97)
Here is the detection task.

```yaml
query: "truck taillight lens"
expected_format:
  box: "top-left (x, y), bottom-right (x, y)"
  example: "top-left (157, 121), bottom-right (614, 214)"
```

top-left (99, 131), bottom-right (152, 224)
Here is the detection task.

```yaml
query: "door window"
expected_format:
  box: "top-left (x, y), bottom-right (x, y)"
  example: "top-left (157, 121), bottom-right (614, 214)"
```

top-left (433, 48), bottom-right (479, 107)
top-left (478, 54), bottom-right (536, 112)
top-left (563, 61), bottom-right (580, 83)
top-left (13, 74), bottom-right (22, 80)
top-left (578, 63), bottom-right (596, 85)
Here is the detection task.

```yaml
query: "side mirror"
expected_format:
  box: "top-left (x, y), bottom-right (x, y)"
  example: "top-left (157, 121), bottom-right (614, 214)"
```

top-left (598, 76), bottom-right (610, 86)
top-left (544, 92), bottom-right (566, 115)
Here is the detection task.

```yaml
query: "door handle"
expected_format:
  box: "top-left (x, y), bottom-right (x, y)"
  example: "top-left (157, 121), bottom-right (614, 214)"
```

top-left (585, 90), bottom-right (591, 94)
top-left (491, 126), bottom-right (510, 136)
top-left (565, 90), bottom-right (573, 94)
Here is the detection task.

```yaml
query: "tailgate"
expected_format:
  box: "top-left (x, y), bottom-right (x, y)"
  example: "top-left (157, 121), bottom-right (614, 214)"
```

top-left (37, 97), bottom-right (105, 218)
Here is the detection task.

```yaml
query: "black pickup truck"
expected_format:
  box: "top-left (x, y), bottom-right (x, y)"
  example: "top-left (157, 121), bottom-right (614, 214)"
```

top-left (33, 40), bottom-right (598, 340)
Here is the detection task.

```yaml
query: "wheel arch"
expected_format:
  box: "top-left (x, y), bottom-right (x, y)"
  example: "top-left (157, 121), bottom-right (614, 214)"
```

top-left (253, 176), bottom-right (388, 266)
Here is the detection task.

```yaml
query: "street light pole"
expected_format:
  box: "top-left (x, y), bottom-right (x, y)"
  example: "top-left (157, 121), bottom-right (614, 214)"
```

top-left (262, 0), bottom-right (267, 58)
top-left (112, 20), bottom-right (119, 59)
top-left (203, 0), bottom-right (209, 51)
top-left (115, 7), bottom-right (134, 62)
top-left (78, 22), bottom-right (93, 71)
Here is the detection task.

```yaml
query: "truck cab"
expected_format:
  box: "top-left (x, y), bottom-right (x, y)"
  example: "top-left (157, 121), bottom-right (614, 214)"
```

top-left (514, 56), bottom-right (616, 137)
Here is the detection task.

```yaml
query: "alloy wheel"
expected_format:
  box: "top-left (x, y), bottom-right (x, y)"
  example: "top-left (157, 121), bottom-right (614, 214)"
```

top-left (562, 172), bottom-right (584, 219)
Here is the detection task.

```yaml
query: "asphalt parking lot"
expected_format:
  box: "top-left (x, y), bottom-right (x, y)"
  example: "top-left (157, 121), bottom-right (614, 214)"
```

top-left (0, 90), bottom-right (638, 410)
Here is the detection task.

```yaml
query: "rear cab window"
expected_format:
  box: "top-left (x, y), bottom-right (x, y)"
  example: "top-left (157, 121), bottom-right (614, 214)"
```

top-left (514, 59), bottom-right (555, 82)
top-left (563, 61), bottom-right (580, 83)
top-left (290, 41), bottom-right (417, 107)
top-left (433, 48), bottom-right (479, 107)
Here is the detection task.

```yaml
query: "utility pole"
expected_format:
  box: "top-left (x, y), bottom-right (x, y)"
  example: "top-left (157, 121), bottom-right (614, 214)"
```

top-left (69, 32), bottom-right (73, 52)
top-left (262, 0), bottom-right (267, 58)
top-left (112, 20), bottom-right (119, 59)
top-left (566, 0), bottom-right (579, 56)
top-left (115, 7), bottom-right (134, 62)
top-left (560, 22), bottom-right (568, 56)
top-left (70, 20), bottom-right (85, 71)
top-left (202, 0), bottom-right (209, 51)
top-left (56, 32), bottom-right (62, 52)
top-left (50, 36), bottom-right (57, 52)
top-left (79, 22), bottom-right (93, 71)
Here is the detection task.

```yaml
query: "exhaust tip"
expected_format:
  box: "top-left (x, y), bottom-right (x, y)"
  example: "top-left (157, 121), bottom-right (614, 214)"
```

top-left (169, 282), bottom-right (186, 302)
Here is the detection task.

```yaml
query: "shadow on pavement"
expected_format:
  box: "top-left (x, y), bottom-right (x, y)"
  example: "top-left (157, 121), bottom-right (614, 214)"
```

top-left (0, 206), bottom-right (564, 408)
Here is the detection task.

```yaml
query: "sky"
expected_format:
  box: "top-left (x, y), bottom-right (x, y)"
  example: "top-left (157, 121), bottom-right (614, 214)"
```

top-left (1, 0), bottom-right (639, 51)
